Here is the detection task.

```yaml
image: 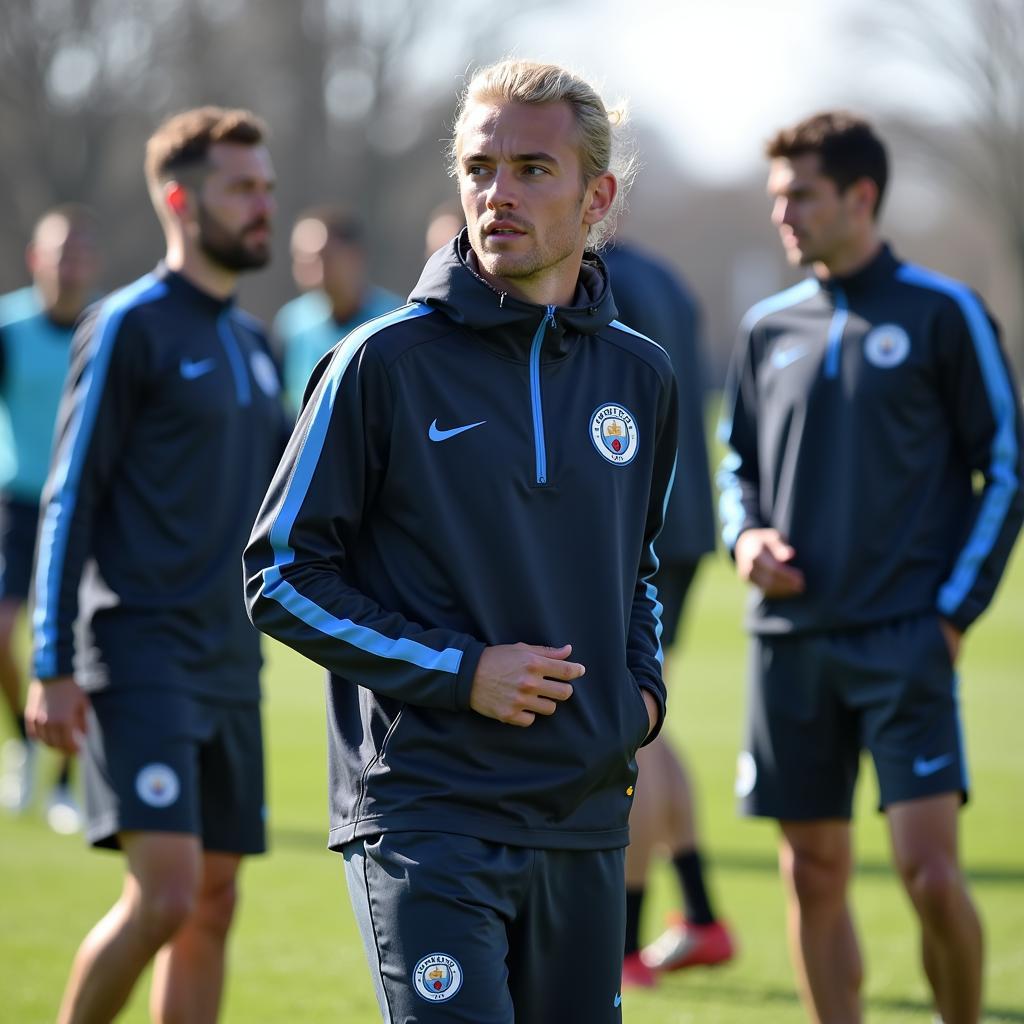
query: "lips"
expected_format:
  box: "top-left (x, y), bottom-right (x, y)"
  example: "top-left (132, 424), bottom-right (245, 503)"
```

top-left (484, 220), bottom-right (527, 238)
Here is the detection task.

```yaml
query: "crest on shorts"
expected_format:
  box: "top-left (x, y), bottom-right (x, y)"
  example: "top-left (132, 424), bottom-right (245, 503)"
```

top-left (413, 953), bottom-right (463, 1003)
top-left (863, 324), bottom-right (910, 368)
top-left (734, 751), bottom-right (757, 799)
top-left (135, 763), bottom-right (180, 808)
top-left (590, 403), bottom-right (639, 466)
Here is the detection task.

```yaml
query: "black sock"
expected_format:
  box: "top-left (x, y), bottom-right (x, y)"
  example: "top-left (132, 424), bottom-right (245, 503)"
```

top-left (673, 849), bottom-right (715, 925)
top-left (16, 712), bottom-right (28, 741)
top-left (624, 887), bottom-right (645, 956)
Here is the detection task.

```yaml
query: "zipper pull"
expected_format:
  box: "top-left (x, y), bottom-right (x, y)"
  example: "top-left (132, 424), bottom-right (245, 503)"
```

top-left (546, 304), bottom-right (557, 328)
top-left (499, 292), bottom-right (507, 308)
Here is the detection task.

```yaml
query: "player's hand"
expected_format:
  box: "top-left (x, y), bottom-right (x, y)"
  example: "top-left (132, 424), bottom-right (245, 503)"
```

top-left (25, 676), bottom-right (89, 754)
top-left (735, 528), bottom-right (806, 598)
top-left (470, 643), bottom-right (584, 727)
top-left (938, 618), bottom-right (963, 665)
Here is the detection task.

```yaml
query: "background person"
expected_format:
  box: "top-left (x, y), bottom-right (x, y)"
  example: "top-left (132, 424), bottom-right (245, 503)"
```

top-left (26, 106), bottom-right (287, 1024)
top-left (0, 204), bottom-right (101, 833)
top-left (718, 111), bottom-right (1024, 1024)
top-left (272, 205), bottom-right (400, 412)
top-left (603, 239), bottom-right (735, 988)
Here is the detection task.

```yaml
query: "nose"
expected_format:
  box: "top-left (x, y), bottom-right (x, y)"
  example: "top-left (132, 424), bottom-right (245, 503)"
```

top-left (485, 166), bottom-right (518, 211)
top-left (770, 196), bottom-right (789, 229)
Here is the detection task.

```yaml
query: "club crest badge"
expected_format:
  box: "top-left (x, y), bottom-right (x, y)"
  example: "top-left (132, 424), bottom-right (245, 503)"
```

top-left (135, 763), bottom-right (180, 808)
top-left (590, 403), bottom-right (639, 466)
top-left (250, 350), bottom-right (281, 397)
top-left (413, 953), bottom-right (463, 1003)
top-left (863, 324), bottom-right (910, 368)
top-left (734, 751), bottom-right (757, 799)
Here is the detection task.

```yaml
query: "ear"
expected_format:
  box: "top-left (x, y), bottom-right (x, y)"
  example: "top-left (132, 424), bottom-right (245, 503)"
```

top-left (24, 240), bottom-right (37, 276)
top-left (582, 171), bottom-right (618, 228)
top-left (848, 177), bottom-right (878, 220)
top-left (164, 181), bottom-right (191, 219)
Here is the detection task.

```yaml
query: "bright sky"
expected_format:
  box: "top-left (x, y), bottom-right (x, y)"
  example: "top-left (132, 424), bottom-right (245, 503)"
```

top-left (492, 0), bottom-right (965, 184)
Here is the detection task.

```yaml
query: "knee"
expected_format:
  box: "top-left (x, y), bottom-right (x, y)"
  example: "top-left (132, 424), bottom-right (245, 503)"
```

top-left (899, 855), bottom-right (963, 924)
top-left (196, 874), bottom-right (239, 939)
top-left (133, 882), bottom-right (198, 946)
top-left (784, 846), bottom-right (851, 909)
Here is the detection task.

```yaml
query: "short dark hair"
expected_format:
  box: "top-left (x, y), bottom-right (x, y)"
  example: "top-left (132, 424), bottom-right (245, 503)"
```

top-left (145, 105), bottom-right (267, 189)
top-left (766, 111), bottom-right (889, 217)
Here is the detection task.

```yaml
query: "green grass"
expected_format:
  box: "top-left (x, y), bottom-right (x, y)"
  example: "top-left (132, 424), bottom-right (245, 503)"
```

top-left (1, 545), bottom-right (1022, 1023)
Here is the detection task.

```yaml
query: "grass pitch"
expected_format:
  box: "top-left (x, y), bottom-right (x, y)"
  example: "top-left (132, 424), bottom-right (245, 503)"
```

top-left (1, 546), bottom-right (1021, 1023)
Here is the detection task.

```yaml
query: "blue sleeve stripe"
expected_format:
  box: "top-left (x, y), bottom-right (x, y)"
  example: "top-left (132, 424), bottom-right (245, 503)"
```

top-left (896, 265), bottom-right (1020, 615)
top-left (642, 454), bottom-right (676, 667)
top-left (609, 319), bottom-right (670, 358)
top-left (716, 449), bottom-right (746, 550)
top-left (261, 303), bottom-right (463, 675)
top-left (32, 275), bottom-right (167, 677)
top-left (739, 278), bottom-right (819, 334)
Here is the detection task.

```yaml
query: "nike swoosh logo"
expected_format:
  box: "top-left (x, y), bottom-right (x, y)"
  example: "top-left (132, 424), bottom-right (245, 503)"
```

top-left (913, 753), bottom-right (955, 777)
top-left (613, 993), bottom-right (622, 1008)
top-left (180, 357), bottom-right (217, 380)
top-left (770, 344), bottom-right (809, 370)
top-left (428, 418), bottom-right (486, 442)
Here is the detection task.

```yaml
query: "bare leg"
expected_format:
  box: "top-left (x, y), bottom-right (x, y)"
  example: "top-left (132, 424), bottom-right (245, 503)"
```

top-left (778, 820), bottom-right (862, 1024)
top-left (0, 600), bottom-right (24, 730)
top-left (887, 795), bottom-right (982, 1024)
top-left (149, 851), bottom-right (242, 1024)
top-left (58, 833), bottom-right (201, 1024)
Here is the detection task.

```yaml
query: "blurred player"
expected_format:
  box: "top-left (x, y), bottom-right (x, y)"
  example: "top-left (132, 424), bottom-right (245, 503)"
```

top-left (719, 111), bottom-right (1024, 1024)
top-left (273, 206), bottom-right (399, 412)
top-left (604, 240), bottom-right (735, 988)
top-left (26, 106), bottom-right (288, 1024)
top-left (245, 60), bottom-right (676, 1022)
top-left (0, 204), bottom-right (101, 832)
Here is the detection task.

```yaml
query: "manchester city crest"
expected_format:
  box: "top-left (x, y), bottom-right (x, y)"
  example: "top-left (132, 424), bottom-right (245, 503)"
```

top-left (413, 952), bottom-right (463, 1003)
top-left (863, 323), bottom-right (911, 368)
top-left (135, 763), bottom-right (181, 808)
top-left (590, 403), bottom-right (639, 465)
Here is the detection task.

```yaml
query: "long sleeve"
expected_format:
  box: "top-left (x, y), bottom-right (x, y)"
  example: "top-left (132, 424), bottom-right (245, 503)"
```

top-left (626, 368), bottom-right (678, 745)
top-left (716, 328), bottom-right (764, 554)
top-left (243, 325), bottom-right (486, 709)
top-left (930, 290), bottom-right (1024, 631)
top-left (32, 296), bottom-right (150, 679)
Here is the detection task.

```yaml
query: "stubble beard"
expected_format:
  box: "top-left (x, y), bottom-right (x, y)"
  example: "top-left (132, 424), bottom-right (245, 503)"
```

top-left (198, 202), bottom-right (270, 272)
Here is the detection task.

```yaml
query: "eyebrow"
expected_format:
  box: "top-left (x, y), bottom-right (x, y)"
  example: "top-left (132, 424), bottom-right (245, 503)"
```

top-left (461, 151), bottom-right (559, 166)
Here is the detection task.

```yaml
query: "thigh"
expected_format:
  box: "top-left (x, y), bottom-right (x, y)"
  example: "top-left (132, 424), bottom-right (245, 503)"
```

top-left (344, 832), bottom-right (523, 1024)
top-left (508, 847), bottom-right (626, 1024)
top-left (740, 633), bottom-right (860, 820)
top-left (852, 615), bottom-right (966, 810)
top-left (83, 689), bottom-right (201, 850)
top-left (198, 700), bottom-right (266, 855)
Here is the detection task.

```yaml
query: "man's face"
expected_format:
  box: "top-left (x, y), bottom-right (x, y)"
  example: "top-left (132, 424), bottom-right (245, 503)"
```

top-left (195, 142), bottom-right (276, 272)
top-left (29, 215), bottom-right (101, 299)
top-left (456, 100), bottom-right (598, 295)
top-left (767, 153), bottom-right (857, 268)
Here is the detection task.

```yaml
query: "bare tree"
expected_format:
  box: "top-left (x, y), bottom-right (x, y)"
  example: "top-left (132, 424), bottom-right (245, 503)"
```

top-left (856, 0), bottom-right (1024, 361)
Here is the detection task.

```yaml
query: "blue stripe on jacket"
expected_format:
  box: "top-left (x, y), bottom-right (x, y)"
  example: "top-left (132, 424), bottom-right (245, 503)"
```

top-left (717, 278), bottom-right (821, 548)
top-left (33, 275), bottom-right (167, 677)
top-left (896, 264), bottom-right (1020, 616)
top-left (258, 303), bottom-right (464, 674)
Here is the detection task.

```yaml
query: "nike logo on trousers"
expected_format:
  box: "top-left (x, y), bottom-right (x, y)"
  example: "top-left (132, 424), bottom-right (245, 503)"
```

top-left (428, 418), bottom-right (486, 442)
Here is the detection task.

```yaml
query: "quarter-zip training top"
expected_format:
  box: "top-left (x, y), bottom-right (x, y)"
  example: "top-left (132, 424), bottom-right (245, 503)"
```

top-left (244, 231), bottom-right (678, 851)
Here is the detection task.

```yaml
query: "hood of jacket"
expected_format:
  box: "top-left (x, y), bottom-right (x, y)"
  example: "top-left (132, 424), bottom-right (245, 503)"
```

top-left (408, 228), bottom-right (619, 360)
